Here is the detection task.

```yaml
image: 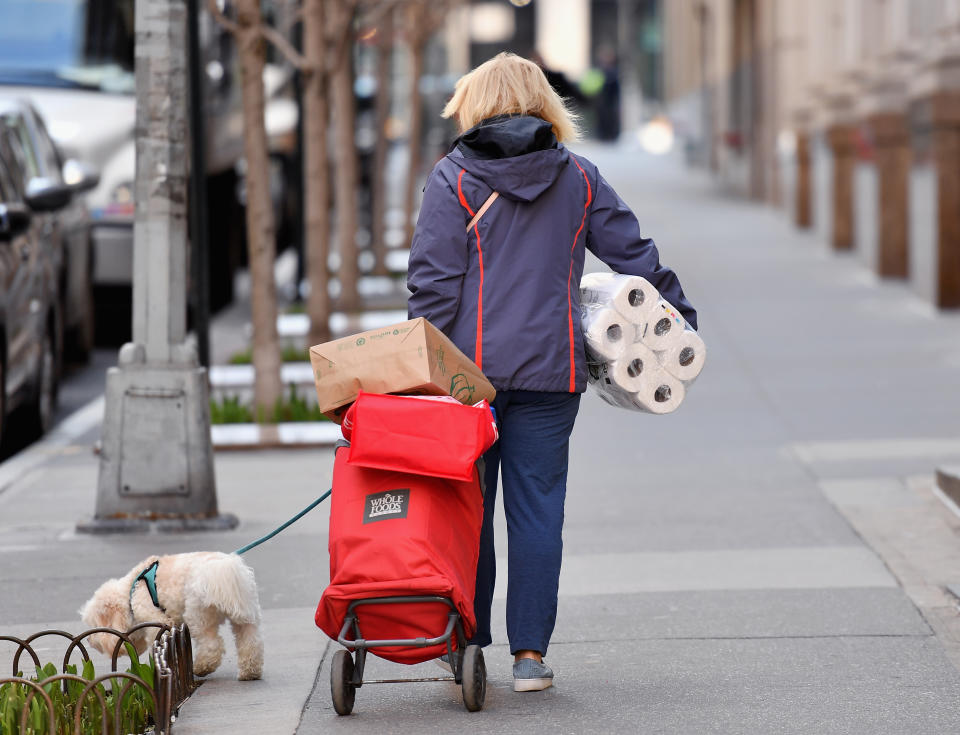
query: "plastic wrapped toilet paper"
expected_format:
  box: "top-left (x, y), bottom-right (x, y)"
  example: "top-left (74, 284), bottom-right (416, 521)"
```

top-left (640, 299), bottom-right (687, 351)
top-left (581, 273), bottom-right (660, 326)
top-left (579, 272), bottom-right (704, 417)
top-left (594, 369), bottom-right (686, 415)
top-left (657, 328), bottom-right (706, 382)
top-left (581, 304), bottom-right (629, 361)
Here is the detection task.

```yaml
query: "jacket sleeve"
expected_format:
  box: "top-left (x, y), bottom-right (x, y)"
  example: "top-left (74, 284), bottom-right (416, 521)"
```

top-left (585, 170), bottom-right (698, 330)
top-left (407, 167), bottom-right (469, 334)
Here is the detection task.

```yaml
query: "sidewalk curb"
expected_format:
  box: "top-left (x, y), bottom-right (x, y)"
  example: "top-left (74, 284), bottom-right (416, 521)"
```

top-left (211, 422), bottom-right (341, 451)
top-left (935, 466), bottom-right (960, 516)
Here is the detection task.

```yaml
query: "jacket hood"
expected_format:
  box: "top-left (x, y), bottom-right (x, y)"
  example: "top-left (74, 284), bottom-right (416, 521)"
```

top-left (447, 115), bottom-right (569, 202)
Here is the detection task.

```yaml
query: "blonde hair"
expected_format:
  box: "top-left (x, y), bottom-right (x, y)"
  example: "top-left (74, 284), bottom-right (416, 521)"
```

top-left (442, 53), bottom-right (580, 143)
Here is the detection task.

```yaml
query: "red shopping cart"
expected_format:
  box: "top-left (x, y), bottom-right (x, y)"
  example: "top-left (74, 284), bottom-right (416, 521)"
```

top-left (315, 393), bottom-right (495, 714)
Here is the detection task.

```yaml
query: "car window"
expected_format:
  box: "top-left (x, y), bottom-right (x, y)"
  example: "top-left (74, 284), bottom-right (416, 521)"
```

top-left (0, 128), bottom-right (25, 201)
top-left (26, 108), bottom-right (63, 182)
top-left (1, 113), bottom-right (40, 185)
top-left (0, 157), bottom-right (9, 202)
top-left (0, 134), bottom-right (21, 203)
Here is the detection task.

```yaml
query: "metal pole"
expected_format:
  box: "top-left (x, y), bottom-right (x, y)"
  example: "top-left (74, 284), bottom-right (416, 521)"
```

top-left (186, 0), bottom-right (210, 367)
top-left (82, 0), bottom-right (234, 534)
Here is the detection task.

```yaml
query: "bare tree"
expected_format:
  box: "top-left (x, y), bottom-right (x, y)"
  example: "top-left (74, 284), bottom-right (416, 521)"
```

top-left (303, 0), bottom-right (333, 346)
top-left (208, 0), bottom-right (308, 415)
top-left (211, 0), bottom-right (402, 358)
top-left (401, 0), bottom-right (455, 247)
top-left (326, 0), bottom-right (361, 312)
top-left (369, 6), bottom-right (394, 276)
top-left (326, 0), bottom-right (403, 310)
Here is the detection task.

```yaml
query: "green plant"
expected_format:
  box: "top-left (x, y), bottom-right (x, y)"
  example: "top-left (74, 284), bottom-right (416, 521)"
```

top-left (0, 643), bottom-right (157, 735)
top-left (209, 395), bottom-right (254, 424)
top-left (211, 386), bottom-right (329, 425)
top-left (263, 384), bottom-right (328, 424)
top-left (227, 345), bottom-right (311, 364)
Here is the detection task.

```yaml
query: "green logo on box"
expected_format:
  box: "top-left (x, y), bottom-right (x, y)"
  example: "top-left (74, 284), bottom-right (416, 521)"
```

top-left (356, 337), bottom-right (366, 346)
top-left (450, 373), bottom-right (476, 403)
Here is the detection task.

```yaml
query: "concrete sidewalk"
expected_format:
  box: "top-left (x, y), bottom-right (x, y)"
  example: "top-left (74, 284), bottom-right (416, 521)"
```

top-left (2, 143), bottom-right (960, 734)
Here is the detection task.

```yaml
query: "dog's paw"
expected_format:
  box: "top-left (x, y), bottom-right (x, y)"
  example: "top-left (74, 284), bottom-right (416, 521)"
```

top-left (237, 666), bottom-right (262, 681)
top-left (193, 663), bottom-right (217, 678)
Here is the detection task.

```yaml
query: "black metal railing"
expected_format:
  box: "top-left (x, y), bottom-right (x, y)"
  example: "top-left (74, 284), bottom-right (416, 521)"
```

top-left (0, 622), bottom-right (198, 734)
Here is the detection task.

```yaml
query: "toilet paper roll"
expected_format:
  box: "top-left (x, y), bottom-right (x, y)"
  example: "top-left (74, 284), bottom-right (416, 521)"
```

top-left (581, 273), bottom-right (660, 325)
top-left (581, 304), bottom-right (628, 361)
top-left (591, 366), bottom-right (685, 415)
top-left (656, 328), bottom-right (706, 382)
top-left (607, 342), bottom-right (660, 392)
top-left (639, 299), bottom-right (687, 351)
top-left (632, 369), bottom-right (686, 414)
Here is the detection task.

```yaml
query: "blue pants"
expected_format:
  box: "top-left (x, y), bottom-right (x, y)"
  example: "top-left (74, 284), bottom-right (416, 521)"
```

top-left (469, 390), bottom-right (581, 656)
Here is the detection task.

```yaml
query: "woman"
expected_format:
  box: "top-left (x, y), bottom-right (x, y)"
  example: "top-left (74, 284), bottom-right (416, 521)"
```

top-left (407, 52), bottom-right (697, 692)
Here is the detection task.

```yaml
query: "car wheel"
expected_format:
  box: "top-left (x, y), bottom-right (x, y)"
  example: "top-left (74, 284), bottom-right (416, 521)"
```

top-left (25, 329), bottom-right (57, 439)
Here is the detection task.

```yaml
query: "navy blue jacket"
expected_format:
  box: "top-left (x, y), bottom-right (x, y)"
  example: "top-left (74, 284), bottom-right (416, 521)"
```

top-left (408, 115), bottom-right (697, 394)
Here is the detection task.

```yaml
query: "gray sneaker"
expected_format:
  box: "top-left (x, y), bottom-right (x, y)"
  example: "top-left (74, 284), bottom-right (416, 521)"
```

top-left (513, 658), bottom-right (553, 692)
top-left (435, 654), bottom-right (452, 673)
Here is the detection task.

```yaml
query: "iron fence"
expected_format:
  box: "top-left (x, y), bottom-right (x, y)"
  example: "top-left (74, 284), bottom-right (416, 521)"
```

top-left (0, 622), bottom-right (198, 734)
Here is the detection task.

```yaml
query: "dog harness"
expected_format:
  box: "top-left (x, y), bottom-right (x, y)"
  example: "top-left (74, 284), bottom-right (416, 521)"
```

top-left (129, 560), bottom-right (165, 613)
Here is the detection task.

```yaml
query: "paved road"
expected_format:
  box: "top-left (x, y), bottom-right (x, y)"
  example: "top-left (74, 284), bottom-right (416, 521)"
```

top-left (1, 144), bottom-right (959, 734)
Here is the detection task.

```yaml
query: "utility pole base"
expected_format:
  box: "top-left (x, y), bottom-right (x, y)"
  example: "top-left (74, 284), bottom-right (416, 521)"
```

top-left (79, 352), bottom-right (233, 534)
top-left (76, 514), bottom-right (239, 535)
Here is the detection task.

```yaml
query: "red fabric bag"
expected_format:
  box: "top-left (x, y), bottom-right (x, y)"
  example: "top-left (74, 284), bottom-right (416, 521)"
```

top-left (341, 392), bottom-right (498, 482)
top-left (314, 445), bottom-right (484, 664)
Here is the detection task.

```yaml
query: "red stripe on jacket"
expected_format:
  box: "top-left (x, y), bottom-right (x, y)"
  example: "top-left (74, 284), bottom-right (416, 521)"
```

top-left (457, 170), bottom-right (484, 368)
top-left (568, 159), bottom-right (593, 392)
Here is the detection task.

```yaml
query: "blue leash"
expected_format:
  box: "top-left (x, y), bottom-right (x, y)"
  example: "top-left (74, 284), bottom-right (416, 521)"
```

top-left (233, 489), bottom-right (332, 555)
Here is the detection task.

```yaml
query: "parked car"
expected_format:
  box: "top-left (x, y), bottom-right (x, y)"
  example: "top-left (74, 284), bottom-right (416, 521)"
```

top-left (0, 0), bottom-right (298, 344)
top-left (0, 106), bottom-right (94, 443)
top-left (0, 98), bottom-right (97, 363)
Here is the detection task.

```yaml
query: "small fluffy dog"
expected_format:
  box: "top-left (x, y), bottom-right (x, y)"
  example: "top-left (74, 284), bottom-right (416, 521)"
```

top-left (80, 551), bottom-right (263, 680)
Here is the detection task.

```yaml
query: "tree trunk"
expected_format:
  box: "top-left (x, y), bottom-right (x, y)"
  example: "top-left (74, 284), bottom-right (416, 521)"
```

top-left (331, 4), bottom-right (360, 312)
top-left (370, 8), bottom-right (393, 276)
top-left (403, 40), bottom-right (425, 248)
top-left (236, 0), bottom-right (282, 415)
top-left (304, 0), bottom-right (331, 345)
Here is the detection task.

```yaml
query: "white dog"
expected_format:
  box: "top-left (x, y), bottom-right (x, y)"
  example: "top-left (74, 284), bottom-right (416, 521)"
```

top-left (80, 551), bottom-right (263, 680)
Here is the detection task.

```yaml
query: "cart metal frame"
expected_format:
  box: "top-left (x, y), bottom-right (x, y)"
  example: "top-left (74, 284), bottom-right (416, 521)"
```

top-left (331, 594), bottom-right (486, 713)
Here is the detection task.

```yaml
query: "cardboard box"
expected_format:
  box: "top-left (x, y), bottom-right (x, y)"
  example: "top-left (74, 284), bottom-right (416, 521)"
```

top-left (309, 317), bottom-right (496, 423)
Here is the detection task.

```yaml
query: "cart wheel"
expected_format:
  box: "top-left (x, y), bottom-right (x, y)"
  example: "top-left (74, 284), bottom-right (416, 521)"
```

top-left (461, 645), bottom-right (486, 712)
top-left (331, 649), bottom-right (356, 715)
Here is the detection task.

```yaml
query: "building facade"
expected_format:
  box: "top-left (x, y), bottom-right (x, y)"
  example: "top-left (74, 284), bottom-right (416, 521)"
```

top-left (663, 0), bottom-right (960, 308)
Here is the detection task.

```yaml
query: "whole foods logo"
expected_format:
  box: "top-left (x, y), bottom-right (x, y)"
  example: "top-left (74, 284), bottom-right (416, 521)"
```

top-left (363, 488), bottom-right (410, 524)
